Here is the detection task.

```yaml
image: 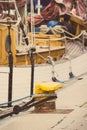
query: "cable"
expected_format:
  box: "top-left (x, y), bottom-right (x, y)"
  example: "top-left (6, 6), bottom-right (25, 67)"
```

top-left (0, 95), bottom-right (31, 106)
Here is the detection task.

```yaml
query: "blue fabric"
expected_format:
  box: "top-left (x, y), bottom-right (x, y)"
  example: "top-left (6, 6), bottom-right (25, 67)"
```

top-left (33, 0), bottom-right (51, 7)
top-left (47, 20), bottom-right (58, 27)
top-left (41, 0), bottom-right (51, 6)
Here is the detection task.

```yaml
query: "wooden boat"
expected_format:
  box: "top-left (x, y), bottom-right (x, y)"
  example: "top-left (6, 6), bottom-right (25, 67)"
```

top-left (0, 21), bottom-right (66, 66)
top-left (0, 0), bottom-right (87, 101)
top-left (0, 0), bottom-right (87, 121)
top-left (0, 0), bottom-right (66, 66)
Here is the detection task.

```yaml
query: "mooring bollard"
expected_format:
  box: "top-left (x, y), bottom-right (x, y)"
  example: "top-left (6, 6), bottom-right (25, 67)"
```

top-left (34, 82), bottom-right (63, 112)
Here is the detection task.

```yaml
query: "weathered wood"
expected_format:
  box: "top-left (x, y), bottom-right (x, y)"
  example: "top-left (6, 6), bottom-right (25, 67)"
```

top-left (69, 14), bottom-right (87, 35)
top-left (16, 45), bottom-right (65, 65)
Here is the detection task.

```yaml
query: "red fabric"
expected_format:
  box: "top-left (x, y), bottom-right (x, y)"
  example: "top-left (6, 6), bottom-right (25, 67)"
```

top-left (27, 0), bottom-right (66, 26)
top-left (41, 1), bottom-right (60, 21)
top-left (63, 0), bottom-right (86, 18)
top-left (26, 14), bottom-right (44, 27)
top-left (76, 0), bottom-right (86, 18)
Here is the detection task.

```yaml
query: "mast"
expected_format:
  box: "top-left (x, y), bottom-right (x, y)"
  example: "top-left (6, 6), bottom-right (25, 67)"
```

top-left (30, 0), bottom-right (35, 46)
top-left (36, 0), bottom-right (42, 15)
top-left (37, 0), bottom-right (42, 14)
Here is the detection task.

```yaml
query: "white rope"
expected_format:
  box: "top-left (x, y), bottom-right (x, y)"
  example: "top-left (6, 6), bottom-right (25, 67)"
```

top-left (28, 31), bottom-right (85, 41)
top-left (30, 0), bottom-right (36, 47)
top-left (39, 25), bottom-right (86, 41)
top-left (66, 31), bottom-right (86, 40)
top-left (12, 0), bottom-right (21, 26)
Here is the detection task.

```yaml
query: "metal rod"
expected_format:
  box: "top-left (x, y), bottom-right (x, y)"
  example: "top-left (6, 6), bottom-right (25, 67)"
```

top-left (8, 53), bottom-right (13, 107)
top-left (30, 49), bottom-right (35, 96)
top-left (7, 23), bottom-right (13, 107)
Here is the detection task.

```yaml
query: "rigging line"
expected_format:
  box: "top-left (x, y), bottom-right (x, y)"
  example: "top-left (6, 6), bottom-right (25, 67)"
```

top-left (13, 0), bottom-right (21, 26)
top-left (12, 26), bottom-right (29, 45)
top-left (66, 30), bottom-right (85, 40)
top-left (35, 52), bottom-right (47, 61)
top-left (0, 93), bottom-right (57, 106)
top-left (0, 95), bottom-right (31, 106)
top-left (30, 0), bottom-right (35, 47)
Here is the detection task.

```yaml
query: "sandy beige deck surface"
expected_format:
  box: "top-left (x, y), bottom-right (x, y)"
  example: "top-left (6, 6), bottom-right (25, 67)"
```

top-left (0, 52), bottom-right (87, 130)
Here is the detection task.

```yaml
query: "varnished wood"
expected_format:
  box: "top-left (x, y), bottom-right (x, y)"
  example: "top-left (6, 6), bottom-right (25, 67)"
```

top-left (0, 27), bottom-right (65, 66)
